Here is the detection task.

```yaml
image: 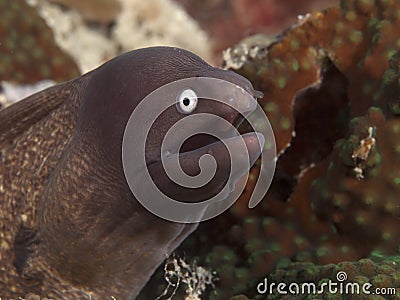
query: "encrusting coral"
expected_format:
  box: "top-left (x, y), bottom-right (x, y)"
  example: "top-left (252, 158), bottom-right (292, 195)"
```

top-left (310, 106), bottom-right (400, 256)
top-left (0, 0), bottom-right (79, 83)
top-left (140, 0), bottom-right (400, 299)
top-left (228, 0), bottom-right (400, 261)
top-left (256, 253), bottom-right (400, 300)
top-left (174, 0), bottom-right (337, 56)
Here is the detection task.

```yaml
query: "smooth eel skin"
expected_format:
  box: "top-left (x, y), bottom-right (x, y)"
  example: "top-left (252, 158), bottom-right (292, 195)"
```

top-left (0, 47), bottom-right (263, 299)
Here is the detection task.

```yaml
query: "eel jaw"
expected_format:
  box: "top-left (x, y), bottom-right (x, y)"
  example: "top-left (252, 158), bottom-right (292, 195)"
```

top-left (169, 131), bottom-right (265, 179)
top-left (146, 131), bottom-right (264, 204)
top-left (146, 95), bottom-right (264, 204)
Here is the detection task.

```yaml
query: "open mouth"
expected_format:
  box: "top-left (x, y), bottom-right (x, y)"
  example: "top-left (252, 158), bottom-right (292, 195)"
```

top-left (180, 134), bottom-right (219, 154)
top-left (144, 93), bottom-right (265, 195)
top-left (178, 109), bottom-right (248, 155)
top-left (122, 76), bottom-right (272, 222)
top-left (163, 99), bottom-right (264, 184)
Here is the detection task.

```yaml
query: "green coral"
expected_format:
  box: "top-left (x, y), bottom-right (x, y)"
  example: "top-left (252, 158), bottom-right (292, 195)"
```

top-left (140, 1), bottom-right (400, 299)
top-left (0, 0), bottom-right (79, 83)
top-left (259, 254), bottom-right (400, 300)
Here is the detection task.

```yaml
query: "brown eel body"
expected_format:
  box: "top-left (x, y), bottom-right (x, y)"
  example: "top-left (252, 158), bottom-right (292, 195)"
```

top-left (0, 47), bottom-right (262, 299)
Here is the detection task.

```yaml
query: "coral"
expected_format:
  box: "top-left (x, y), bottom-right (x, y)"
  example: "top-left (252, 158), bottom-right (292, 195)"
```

top-left (32, 0), bottom-right (117, 73)
top-left (112, 0), bottom-right (212, 63)
top-left (0, 0), bottom-right (79, 83)
top-left (156, 257), bottom-right (215, 300)
top-left (141, 0), bottom-right (400, 299)
top-left (174, 0), bottom-right (337, 56)
top-left (46, 0), bottom-right (121, 24)
top-left (30, 0), bottom-right (212, 72)
top-left (238, 0), bottom-right (400, 294)
top-left (260, 253), bottom-right (400, 299)
top-left (3, 0), bottom-right (400, 298)
top-left (310, 101), bottom-right (400, 254)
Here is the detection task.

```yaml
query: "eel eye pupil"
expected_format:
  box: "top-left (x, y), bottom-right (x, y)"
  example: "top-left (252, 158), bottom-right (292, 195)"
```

top-left (177, 89), bottom-right (198, 114)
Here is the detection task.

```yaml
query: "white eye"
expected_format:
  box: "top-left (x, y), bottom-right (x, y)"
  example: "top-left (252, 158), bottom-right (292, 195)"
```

top-left (177, 89), bottom-right (198, 114)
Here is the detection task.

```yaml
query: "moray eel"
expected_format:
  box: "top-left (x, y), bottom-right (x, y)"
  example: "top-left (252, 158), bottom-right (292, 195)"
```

top-left (0, 47), bottom-right (263, 299)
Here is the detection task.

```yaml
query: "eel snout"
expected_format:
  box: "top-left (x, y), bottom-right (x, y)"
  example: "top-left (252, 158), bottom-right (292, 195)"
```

top-left (147, 96), bottom-right (265, 205)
